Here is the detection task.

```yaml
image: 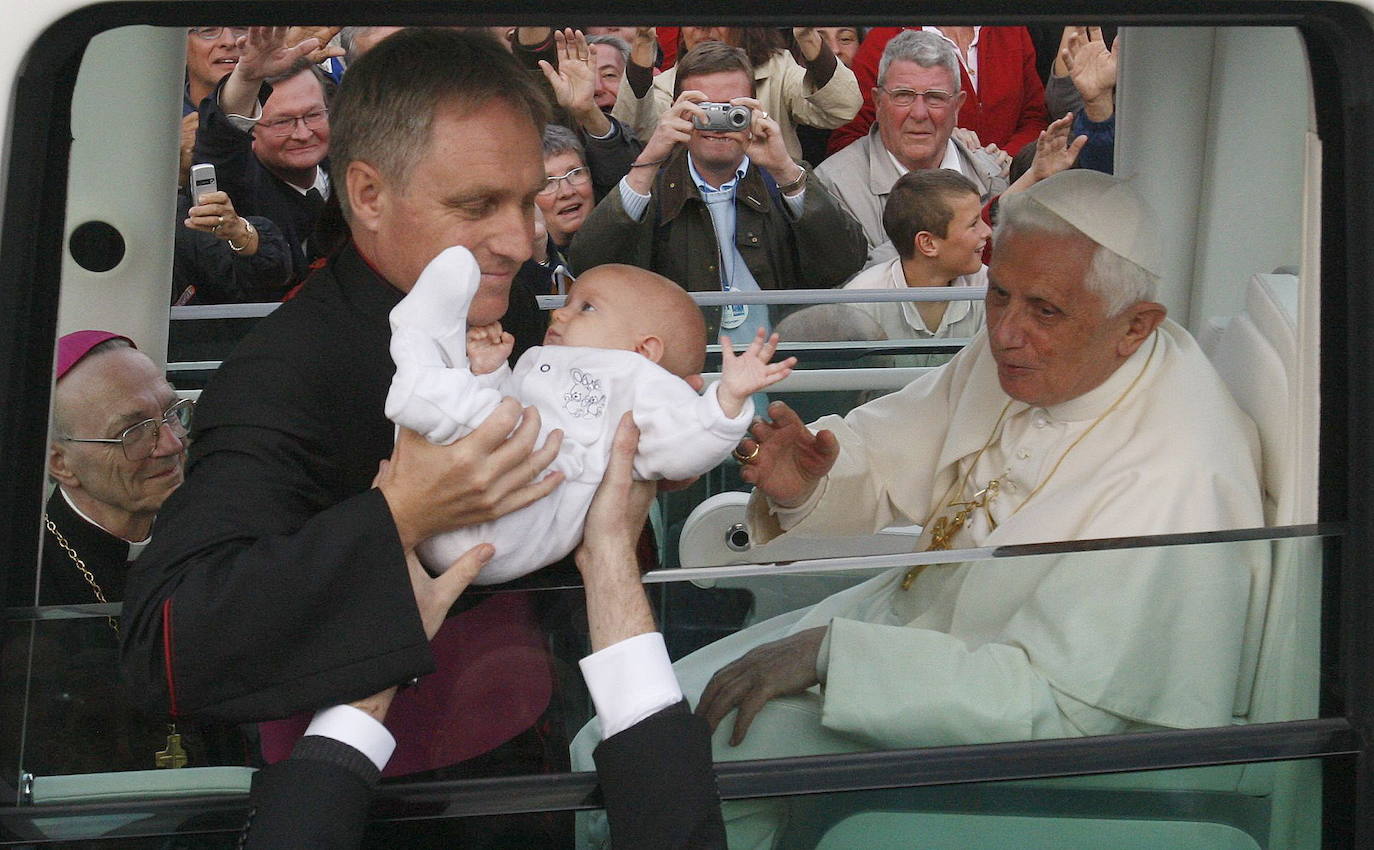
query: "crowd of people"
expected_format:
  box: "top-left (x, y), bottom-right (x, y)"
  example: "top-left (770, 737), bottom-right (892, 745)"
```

top-left (9, 20), bottom-right (1273, 850)
top-left (170, 23), bottom-right (1121, 312)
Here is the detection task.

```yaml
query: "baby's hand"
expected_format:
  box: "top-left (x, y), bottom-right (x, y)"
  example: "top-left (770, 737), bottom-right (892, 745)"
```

top-left (717, 329), bottom-right (796, 419)
top-left (467, 322), bottom-right (514, 375)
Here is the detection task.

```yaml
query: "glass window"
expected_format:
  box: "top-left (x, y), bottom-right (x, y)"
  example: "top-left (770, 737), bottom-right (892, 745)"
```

top-left (4, 10), bottom-right (1360, 847)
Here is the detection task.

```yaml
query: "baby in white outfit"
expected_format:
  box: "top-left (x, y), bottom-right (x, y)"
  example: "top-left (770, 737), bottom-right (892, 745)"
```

top-left (386, 246), bottom-right (794, 583)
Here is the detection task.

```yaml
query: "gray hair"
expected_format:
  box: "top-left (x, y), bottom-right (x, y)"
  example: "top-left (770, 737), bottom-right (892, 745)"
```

top-left (331, 28), bottom-right (550, 224)
top-left (585, 34), bottom-right (631, 67)
top-left (877, 30), bottom-right (962, 94)
top-left (994, 193), bottom-right (1159, 316)
top-left (542, 124), bottom-right (586, 161)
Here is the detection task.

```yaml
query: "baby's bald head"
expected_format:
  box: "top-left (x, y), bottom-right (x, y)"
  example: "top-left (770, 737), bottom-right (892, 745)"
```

top-left (549, 264), bottom-right (706, 377)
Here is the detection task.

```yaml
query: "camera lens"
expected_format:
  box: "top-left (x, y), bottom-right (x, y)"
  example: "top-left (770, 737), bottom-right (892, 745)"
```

top-left (728, 107), bottom-right (750, 129)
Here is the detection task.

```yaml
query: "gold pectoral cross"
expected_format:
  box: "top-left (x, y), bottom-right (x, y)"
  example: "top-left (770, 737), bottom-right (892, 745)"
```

top-left (902, 480), bottom-right (1001, 590)
top-left (155, 724), bottom-right (187, 769)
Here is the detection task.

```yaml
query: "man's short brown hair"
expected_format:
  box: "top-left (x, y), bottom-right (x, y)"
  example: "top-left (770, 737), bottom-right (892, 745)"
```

top-left (330, 28), bottom-right (551, 222)
top-left (673, 41), bottom-right (755, 100)
top-left (883, 169), bottom-right (981, 260)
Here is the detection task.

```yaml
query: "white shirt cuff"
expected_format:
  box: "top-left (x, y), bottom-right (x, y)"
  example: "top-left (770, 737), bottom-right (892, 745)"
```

top-left (221, 97), bottom-right (263, 134)
top-left (781, 187), bottom-right (806, 217)
top-left (618, 176), bottom-right (653, 222)
top-left (586, 120), bottom-right (619, 141)
top-left (303, 704), bottom-right (397, 772)
top-left (580, 632), bottom-right (683, 739)
top-left (770, 477), bottom-right (828, 531)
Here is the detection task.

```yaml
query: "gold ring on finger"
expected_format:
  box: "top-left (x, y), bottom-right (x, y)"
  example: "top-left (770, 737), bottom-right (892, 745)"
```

top-left (732, 443), bottom-right (760, 464)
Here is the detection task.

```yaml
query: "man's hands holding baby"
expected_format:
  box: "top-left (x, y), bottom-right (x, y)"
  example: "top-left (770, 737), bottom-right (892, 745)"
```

top-left (376, 398), bottom-right (564, 551)
top-left (717, 329), bottom-right (796, 419)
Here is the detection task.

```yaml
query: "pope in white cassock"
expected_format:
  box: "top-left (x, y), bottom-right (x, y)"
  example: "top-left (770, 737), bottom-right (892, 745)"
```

top-left (571, 170), bottom-right (1268, 848)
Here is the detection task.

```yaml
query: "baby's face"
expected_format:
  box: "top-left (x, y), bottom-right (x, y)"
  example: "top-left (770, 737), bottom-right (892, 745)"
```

top-left (544, 274), bottom-right (648, 352)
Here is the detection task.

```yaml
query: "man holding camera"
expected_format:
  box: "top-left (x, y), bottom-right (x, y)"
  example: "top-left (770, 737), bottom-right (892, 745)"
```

top-left (569, 41), bottom-right (866, 341)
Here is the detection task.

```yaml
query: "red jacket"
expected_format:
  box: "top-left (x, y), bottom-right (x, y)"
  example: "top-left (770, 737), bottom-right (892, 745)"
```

top-left (828, 26), bottom-right (1048, 156)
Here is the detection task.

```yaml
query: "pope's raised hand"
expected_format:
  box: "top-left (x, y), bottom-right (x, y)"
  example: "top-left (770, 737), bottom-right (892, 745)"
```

top-left (736, 400), bottom-right (839, 508)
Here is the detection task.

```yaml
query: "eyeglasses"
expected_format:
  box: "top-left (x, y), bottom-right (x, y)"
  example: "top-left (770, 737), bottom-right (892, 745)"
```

top-left (64, 399), bottom-right (195, 461)
top-left (878, 87), bottom-right (955, 109)
top-left (538, 166), bottom-right (591, 196)
top-left (257, 109), bottom-right (329, 138)
top-left (188, 26), bottom-right (249, 41)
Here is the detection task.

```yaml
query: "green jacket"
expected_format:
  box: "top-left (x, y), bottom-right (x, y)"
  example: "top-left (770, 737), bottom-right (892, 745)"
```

top-left (568, 148), bottom-right (867, 302)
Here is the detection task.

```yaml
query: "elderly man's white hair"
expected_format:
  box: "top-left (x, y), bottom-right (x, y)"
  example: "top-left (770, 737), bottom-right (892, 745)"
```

top-left (994, 170), bottom-right (1163, 316)
top-left (878, 30), bottom-right (962, 92)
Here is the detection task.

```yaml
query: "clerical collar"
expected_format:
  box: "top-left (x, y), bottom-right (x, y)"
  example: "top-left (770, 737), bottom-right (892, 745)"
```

top-left (1042, 328), bottom-right (1161, 423)
top-left (687, 153), bottom-right (750, 194)
top-left (59, 487), bottom-right (151, 546)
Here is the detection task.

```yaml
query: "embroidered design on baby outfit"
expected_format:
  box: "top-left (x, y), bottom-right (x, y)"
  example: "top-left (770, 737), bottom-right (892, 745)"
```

top-left (562, 368), bottom-right (607, 419)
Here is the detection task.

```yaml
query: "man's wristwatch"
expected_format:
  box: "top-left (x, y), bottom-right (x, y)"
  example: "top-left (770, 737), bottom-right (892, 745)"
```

top-left (777, 168), bottom-right (808, 195)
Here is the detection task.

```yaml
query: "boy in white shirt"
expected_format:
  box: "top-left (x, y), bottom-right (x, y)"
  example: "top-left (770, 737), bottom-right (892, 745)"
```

top-left (386, 246), bottom-right (794, 583)
top-left (844, 169), bottom-right (991, 367)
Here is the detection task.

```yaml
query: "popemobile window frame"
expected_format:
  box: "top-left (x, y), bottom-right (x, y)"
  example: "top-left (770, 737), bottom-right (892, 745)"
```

top-left (0, 0), bottom-right (1371, 845)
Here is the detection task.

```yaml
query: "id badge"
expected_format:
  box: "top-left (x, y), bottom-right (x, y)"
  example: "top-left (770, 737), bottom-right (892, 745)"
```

top-left (720, 285), bottom-right (748, 330)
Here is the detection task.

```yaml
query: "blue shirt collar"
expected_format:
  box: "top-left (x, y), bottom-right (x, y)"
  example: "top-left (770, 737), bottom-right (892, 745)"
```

top-left (687, 153), bottom-right (750, 194)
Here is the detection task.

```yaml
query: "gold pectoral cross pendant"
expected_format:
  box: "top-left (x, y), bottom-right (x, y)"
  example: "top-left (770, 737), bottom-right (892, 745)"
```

top-left (155, 724), bottom-right (187, 769)
top-left (903, 480), bottom-right (1001, 590)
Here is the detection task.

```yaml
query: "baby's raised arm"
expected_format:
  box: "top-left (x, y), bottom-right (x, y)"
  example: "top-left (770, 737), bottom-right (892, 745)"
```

top-left (716, 329), bottom-right (797, 419)
top-left (467, 322), bottom-right (515, 375)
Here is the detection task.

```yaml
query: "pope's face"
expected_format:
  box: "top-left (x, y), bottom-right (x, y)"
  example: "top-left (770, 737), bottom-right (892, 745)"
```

top-left (986, 231), bottom-right (1139, 407)
top-left (366, 100), bottom-right (545, 324)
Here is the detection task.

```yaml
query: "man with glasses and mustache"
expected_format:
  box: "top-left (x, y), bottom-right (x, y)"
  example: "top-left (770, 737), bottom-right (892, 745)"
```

top-left (817, 30), bottom-right (1009, 267)
top-left (194, 27), bottom-right (335, 281)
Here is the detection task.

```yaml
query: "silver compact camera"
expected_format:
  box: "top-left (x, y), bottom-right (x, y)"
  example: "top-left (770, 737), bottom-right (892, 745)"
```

top-left (693, 102), bottom-right (752, 132)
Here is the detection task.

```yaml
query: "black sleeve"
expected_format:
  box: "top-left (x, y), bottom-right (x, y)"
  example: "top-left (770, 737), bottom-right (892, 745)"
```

top-left (173, 194), bottom-right (294, 305)
top-left (120, 434), bottom-right (432, 722)
top-left (120, 307), bottom-right (433, 722)
top-left (581, 117), bottom-right (645, 201)
top-left (592, 701), bottom-right (726, 850)
top-left (241, 736), bottom-right (379, 850)
top-left (193, 78), bottom-right (264, 219)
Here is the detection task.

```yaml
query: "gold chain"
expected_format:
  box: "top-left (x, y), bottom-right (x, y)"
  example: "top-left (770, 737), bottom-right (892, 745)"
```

top-left (42, 516), bottom-right (185, 769)
top-left (903, 333), bottom-right (1161, 590)
top-left (43, 517), bottom-right (119, 635)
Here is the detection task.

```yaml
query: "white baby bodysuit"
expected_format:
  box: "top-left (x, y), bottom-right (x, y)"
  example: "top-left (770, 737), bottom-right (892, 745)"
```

top-left (386, 246), bottom-right (751, 583)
